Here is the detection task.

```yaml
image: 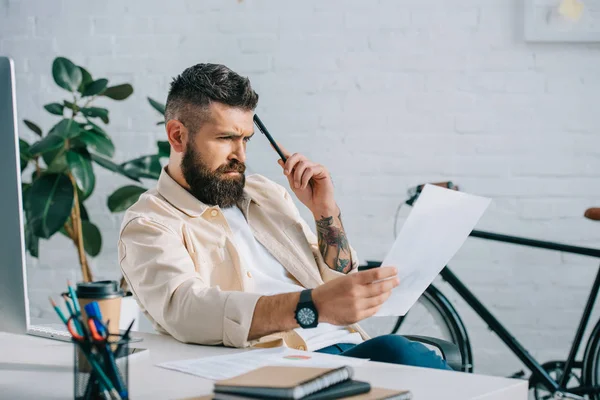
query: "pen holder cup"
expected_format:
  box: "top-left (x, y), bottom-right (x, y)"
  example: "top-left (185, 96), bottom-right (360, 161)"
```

top-left (73, 334), bottom-right (130, 400)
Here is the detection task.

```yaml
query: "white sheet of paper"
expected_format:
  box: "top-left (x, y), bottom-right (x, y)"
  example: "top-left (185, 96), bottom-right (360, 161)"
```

top-left (375, 184), bottom-right (491, 317)
top-left (157, 347), bottom-right (368, 381)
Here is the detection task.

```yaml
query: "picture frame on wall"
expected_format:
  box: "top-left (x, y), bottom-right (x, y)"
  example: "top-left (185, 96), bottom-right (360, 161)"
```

top-left (524, 0), bottom-right (600, 42)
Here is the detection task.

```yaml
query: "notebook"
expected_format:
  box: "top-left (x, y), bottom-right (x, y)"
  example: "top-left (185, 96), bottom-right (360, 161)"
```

top-left (185, 386), bottom-right (412, 400)
top-left (214, 379), bottom-right (371, 400)
top-left (213, 366), bottom-right (353, 399)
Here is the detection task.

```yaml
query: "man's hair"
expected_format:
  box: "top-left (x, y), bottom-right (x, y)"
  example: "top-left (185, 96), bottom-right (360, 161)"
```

top-left (165, 63), bottom-right (259, 134)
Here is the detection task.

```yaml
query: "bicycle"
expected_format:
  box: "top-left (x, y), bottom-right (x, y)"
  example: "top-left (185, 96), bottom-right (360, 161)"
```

top-left (358, 182), bottom-right (600, 400)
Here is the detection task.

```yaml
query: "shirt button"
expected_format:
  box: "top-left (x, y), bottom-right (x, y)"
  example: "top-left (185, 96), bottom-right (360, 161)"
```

top-left (210, 210), bottom-right (218, 217)
top-left (246, 271), bottom-right (252, 278)
top-left (297, 345), bottom-right (306, 351)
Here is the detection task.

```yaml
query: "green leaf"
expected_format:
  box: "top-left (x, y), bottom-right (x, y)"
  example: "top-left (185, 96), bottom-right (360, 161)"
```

top-left (63, 100), bottom-right (80, 113)
top-left (148, 97), bottom-right (166, 116)
top-left (83, 119), bottom-right (107, 135)
top-left (108, 185), bottom-right (147, 212)
top-left (24, 120), bottom-right (43, 137)
top-left (90, 153), bottom-right (141, 183)
top-left (79, 200), bottom-right (89, 221)
top-left (25, 173), bottom-right (74, 239)
top-left (78, 129), bottom-right (115, 158)
top-left (121, 154), bottom-right (161, 180)
top-left (82, 78), bottom-right (108, 97)
top-left (157, 141), bottom-right (170, 158)
top-left (28, 135), bottom-right (65, 156)
top-left (22, 182), bottom-right (31, 197)
top-left (102, 84), bottom-right (133, 100)
top-left (24, 222), bottom-right (39, 258)
top-left (81, 220), bottom-right (102, 257)
top-left (19, 139), bottom-right (32, 171)
top-left (66, 149), bottom-right (95, 199)
top-left (77, 67), bottom-right (93, 93)
top-left (44, 103), bottom-right (64, 116)
top-left (52, 57), bottom-right (82, 92)
top-left (49, 118), bottom-right (82, 139)
top-left (81, 107), bottom-right (109, 124)
top-left (60, 198), bottom-right (90, 237)
top-left (42, 147), bottom-right (67, 172)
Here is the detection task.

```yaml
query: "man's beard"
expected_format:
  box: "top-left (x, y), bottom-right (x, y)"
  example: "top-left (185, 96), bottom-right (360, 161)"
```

top-left (181, 145), bottom-right (246, 208)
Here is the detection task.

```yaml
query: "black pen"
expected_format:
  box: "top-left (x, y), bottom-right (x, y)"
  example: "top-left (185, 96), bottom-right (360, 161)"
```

top-left (253, 114), bottom-right (287, 163)
top-left (114, 319), bottom-right (135, 359)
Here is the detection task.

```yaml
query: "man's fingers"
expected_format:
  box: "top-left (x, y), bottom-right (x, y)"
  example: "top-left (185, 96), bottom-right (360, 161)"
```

top-left (361, 291), bottom-right (392, 309)
top-left (300, 166), bottom-right (315, 189)
top-left (364, 276), bottom-right (399, 298)
top-left (283, 153), bottom-right (304, 176)
top-left (293, 162), bottom-right (309, 189)
top-left (360, 305), bottom-right (384, 321)
top-left (355, 266), bottom-right (398, 284)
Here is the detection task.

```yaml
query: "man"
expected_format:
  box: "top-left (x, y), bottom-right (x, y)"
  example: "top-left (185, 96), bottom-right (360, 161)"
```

top-left (118, 63), bottom-right (449, 369)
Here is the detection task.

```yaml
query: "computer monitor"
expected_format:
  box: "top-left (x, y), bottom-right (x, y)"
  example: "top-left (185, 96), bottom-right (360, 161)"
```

top-left (0, 56), bottom-right (30, 334)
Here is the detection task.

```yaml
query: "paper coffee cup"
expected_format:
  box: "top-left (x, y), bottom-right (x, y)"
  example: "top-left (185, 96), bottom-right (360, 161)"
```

top-left (76, 280), bottom-right (124, 338)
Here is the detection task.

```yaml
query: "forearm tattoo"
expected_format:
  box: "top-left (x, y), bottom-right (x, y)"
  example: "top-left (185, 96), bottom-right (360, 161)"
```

top-left (316, 212), bottom-right (352, 273)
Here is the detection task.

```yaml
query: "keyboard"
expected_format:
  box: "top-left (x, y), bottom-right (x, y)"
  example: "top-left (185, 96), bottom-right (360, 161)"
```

top-left (28, 324), bottom-right (72, 342)
top-left (28, 323), bottom-right (144, 343)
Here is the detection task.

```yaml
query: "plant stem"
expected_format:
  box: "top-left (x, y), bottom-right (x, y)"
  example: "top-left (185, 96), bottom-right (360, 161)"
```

top-left (82, 95), bottom-right (95, 109)
top-left (68, 173), bottom-right (93, 282)
top-left (34, 158), bottom-right (41, 178)
top-left (63, 221), bottom-right (74, 240)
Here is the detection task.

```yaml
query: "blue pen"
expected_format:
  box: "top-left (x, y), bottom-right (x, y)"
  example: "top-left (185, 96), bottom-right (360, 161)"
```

top-left (85, 302), bottom-right (128, 399)
top-left (84, 302), bottom-right (106, 334)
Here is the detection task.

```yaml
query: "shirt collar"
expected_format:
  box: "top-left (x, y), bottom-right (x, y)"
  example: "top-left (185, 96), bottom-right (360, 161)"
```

top-left (157, 167), bottom-right (255, 218)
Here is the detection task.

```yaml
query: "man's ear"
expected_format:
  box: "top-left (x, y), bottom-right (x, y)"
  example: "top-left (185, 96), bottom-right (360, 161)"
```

top-left (166, 119), bottom-right (187, 153)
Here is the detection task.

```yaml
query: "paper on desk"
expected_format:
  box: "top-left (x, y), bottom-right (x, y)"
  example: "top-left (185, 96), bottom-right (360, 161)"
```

top-left (157, 347), bottom-right (368, 381)
top-left (375, 184), bottom-right (491, 317)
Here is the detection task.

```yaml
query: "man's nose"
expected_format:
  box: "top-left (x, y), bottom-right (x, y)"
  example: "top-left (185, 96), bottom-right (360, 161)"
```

top-left (231, 142), bottom-right (246, 163)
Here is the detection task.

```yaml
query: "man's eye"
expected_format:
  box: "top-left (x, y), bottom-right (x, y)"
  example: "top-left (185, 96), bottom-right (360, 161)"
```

top-left (244, 136), bottom-right (252, 142)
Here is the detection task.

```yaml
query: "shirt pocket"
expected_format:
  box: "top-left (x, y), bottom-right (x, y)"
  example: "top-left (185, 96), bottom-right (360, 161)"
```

top-left (203, 243), bottom-right (240, 289)
top-left (181, 226), bottom-right (229, 273)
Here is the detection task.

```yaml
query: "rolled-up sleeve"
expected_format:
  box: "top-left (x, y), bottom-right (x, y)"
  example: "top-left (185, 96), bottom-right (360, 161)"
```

top-left (119, 217), bottom-right (262, 347)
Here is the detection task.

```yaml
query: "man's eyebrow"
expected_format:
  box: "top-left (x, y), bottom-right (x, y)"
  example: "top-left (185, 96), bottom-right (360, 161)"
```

top-left (218, 131), bottom-right (255, 138)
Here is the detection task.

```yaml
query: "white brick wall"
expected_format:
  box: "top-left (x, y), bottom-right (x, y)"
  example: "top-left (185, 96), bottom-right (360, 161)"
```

top-left (3, 0), bottom-right (600, 380)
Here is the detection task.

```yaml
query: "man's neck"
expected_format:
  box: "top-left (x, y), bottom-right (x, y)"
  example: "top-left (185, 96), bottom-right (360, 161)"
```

top-left (165, 163), bottom-right (190, 191)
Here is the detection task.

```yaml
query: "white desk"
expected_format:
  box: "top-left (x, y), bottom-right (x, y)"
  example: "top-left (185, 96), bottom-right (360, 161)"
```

top-left (0, 331), bottom-right (527, 399)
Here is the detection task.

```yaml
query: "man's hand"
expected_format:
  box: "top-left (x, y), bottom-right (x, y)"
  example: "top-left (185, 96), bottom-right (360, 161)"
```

top-left (312, 266), bottom-right (400, 325)
top-left (277, 146), bottom-right (336, 215)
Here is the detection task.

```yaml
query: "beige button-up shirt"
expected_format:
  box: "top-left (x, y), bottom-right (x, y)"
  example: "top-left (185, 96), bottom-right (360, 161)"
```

top-left (118, 169), bottom-right (369, 349)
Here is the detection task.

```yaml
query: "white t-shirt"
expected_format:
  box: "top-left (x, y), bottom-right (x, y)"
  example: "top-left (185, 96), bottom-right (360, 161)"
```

top-left (221, 206), bottom-right (363, 351)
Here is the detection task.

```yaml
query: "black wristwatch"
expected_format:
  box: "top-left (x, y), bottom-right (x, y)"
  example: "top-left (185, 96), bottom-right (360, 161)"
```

top-left (295, 289), bottom-right (319, 329)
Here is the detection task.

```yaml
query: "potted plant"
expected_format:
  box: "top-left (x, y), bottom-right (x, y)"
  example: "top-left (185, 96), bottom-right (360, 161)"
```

top-left (20, 56), bottom-right (140, 284)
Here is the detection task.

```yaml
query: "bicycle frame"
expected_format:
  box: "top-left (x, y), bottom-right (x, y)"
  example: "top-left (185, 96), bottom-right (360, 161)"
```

top-left (443, 229), bottom-right (600, 394)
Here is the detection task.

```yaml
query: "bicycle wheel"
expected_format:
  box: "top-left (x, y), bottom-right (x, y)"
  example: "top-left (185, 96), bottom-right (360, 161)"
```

top-left (360, 284), bottom-right (473, 372)
top-left (581, 318), bottom-right (600, 399)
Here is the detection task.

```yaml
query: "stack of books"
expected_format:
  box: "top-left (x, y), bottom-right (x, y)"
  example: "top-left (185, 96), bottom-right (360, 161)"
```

top-left (209, 366), bottom-right (412, 400)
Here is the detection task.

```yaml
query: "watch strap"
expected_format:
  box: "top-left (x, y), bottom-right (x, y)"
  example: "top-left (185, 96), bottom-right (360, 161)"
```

top-left (299, 289), bottom-right (313, 304)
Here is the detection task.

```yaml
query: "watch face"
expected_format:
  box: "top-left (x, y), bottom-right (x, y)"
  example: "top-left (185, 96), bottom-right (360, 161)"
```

top-left (297, 307), bottom-right (316, 326)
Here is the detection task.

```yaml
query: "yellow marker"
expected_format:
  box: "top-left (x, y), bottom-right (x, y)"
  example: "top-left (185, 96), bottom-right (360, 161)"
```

top-left (559, 0), bottom-right (584, 22)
